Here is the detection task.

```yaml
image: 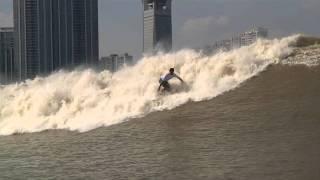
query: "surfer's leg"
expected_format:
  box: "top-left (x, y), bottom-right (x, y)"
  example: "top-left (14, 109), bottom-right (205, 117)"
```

top-left (164, 82), bottom-right (171, 92)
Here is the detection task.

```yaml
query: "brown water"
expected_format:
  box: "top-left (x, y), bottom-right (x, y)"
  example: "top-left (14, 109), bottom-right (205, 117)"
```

top-left (0, 65), bottom-right (320, 180)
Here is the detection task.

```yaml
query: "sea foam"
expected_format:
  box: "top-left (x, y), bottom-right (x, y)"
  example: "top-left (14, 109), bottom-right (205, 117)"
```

top-left (0, 35), bottom-right (299, 135)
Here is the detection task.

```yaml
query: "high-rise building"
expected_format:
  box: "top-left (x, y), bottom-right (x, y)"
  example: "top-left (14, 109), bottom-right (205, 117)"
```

top-left (13, 0), bottom-right (99, 81)
top-left (240, 27), bottom-right (268, 46)
top-left (116, 53), bottom-right (133, 70)
top-left (209, 27), bottom-right (268, 53)
top-left (0, 27), bottom-right (15, 84)
top-left (99, 53), bottom-right (134, 72)
top-left (142, 0), bottom-right (172, 54)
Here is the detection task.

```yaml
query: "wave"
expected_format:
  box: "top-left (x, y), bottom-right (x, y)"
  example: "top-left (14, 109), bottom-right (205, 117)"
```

top-left (0, 35), bottom-right (302, 135)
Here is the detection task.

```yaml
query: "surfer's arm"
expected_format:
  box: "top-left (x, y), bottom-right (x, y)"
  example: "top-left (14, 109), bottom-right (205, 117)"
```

top-left (175, 74), bottom-right (184, 83)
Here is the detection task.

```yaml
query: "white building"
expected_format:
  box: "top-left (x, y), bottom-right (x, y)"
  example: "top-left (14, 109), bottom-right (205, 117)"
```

top-left (239, 27), bottom-right (268, 47)
top-left (210, 27), bottom-right (268, 53)
top-left (99, 53), bottom-right (133, 72)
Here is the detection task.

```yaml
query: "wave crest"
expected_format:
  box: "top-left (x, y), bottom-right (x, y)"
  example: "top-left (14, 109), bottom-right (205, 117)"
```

top-left (0, 35), bottom-right (299, 135)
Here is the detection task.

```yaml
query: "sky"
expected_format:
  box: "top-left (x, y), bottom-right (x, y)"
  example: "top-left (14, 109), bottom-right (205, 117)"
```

top-left (0, 0), bottom-right (320, 59)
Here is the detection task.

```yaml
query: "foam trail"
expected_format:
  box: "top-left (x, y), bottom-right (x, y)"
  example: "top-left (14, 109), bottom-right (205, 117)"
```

top-left (0, 35), bottom-right (298, 135)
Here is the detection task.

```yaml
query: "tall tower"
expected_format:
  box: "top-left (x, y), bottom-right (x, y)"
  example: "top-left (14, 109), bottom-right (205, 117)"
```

top-left (142, 0), bottom-right (172, 54)
top-left (0, 27), bottom-right (14, 84)
top-left (13, 0), bottom-right (99, 81)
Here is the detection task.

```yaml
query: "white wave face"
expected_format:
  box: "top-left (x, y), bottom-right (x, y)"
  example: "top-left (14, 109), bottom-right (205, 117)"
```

top-left (0, 35), bottom-right (298, 135)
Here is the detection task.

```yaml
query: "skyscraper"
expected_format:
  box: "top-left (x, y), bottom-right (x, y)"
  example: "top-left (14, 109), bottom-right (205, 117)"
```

top-left (99, 53), bottom-right (134, 73)
top-left (142, 0), bottom-right (172, 54)
top-left (240, 27), bottom-right (268, 46)
top-left (0, 27), bottom-right (15, 84)
top-left (13, 0), bottom-right (99, 81)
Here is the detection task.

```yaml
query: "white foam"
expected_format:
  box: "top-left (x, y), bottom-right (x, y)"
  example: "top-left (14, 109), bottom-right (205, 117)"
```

top-left (0, 35), bottom-right (298, 135)
top-left (282, 44), bottom-right (320, 66)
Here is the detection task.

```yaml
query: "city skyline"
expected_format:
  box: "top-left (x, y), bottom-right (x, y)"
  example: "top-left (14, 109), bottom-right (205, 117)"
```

top-left (13, 0), bottom-right (99, 80)
top-left (0, 0), bottom-right (320, 59)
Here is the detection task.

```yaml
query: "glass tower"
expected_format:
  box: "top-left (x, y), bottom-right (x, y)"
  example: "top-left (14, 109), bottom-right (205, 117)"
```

top-left (0, 28), bottom-right (15, 84)
top-left (143, 0), bottom-right (172, 54)
top-left (13, 0), bottom-right (99, 81)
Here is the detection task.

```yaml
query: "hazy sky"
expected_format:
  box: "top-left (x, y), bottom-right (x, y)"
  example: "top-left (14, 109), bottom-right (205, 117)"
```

top-left (0, 0), bottom-right (319, 59)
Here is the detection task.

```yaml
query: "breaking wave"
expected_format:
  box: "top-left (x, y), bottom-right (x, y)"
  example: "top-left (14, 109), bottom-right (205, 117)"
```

top-left (0, 35), bottom-right (303, 135)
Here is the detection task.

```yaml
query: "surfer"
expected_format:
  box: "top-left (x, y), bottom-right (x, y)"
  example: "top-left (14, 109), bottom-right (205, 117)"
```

top-left (158, 68), bottom-right (184, 92)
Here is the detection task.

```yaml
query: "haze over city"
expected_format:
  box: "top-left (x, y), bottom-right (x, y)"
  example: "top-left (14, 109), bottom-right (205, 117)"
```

top-left (1, 0), bottom-right (319, 59)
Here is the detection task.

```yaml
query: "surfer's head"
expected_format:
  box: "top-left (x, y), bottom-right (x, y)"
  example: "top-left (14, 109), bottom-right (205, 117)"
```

top-left (169, 68), bottom-right (174, 74)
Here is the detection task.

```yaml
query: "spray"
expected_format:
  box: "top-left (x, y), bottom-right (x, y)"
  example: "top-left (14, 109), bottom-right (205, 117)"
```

top-left (0, 35), bottom-right (298, 135)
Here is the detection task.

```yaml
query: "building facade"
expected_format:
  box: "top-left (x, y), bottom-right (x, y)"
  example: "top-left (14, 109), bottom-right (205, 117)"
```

top-left (99, 53), bottom-right (133, 72)
top-left (209, 27), bottom-right (268, 53)
top-left (142, 0), bottom-right (172, 54)
top-left (239, 27), bottom-right (268, 47)
top-left (0, 28), bottom-right (15, 84)
top-left (13, 0), bottom-right (99, 81)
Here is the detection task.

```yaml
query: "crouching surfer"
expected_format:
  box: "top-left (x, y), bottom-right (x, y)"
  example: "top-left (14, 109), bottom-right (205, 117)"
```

top-left (158, 68), bottom-right (184, 92)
